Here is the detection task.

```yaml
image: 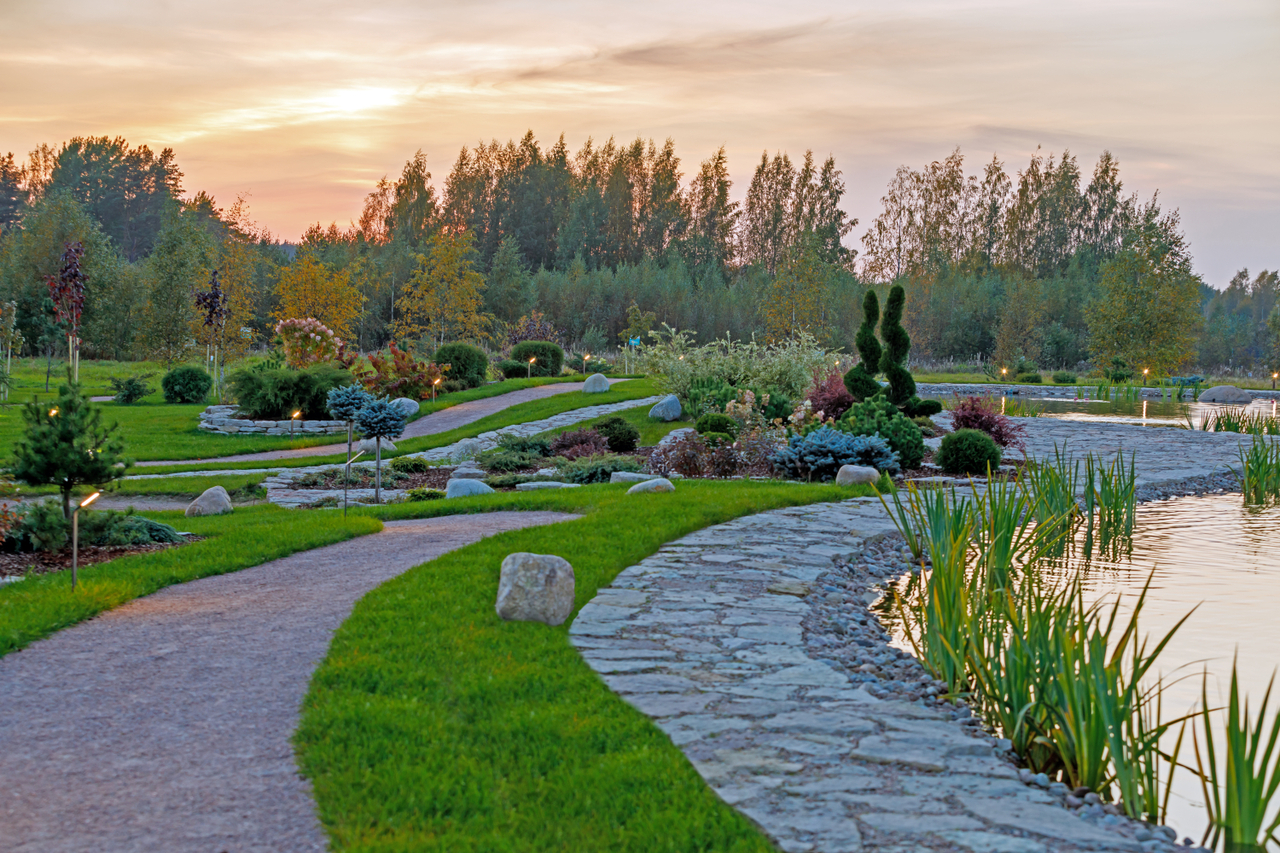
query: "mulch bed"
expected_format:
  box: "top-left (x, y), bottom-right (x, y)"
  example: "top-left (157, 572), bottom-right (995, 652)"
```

top-left (0, 539), bottom-right (196, 579)
top-left (291, 468), bottom-right (453, 491)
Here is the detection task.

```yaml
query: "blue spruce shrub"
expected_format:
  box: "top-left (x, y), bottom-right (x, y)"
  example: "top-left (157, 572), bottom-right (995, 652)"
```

top-left (771, 426), bottom-right (900, 482)
top-left (326, 384), bottom-right (373, 421)
top-left (354, 399), bottom-right (407, 441)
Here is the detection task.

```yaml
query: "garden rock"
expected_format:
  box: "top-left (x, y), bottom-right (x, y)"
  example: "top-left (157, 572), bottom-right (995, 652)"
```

top-left (357, 438), bottom-right (395, 454)
top-left (515, 482), bottom-right (581, 491)
top-left (445, 479), bottom-right (495, 498)
top-left (450, 438), bottom-right (486, 463)
top-left (449, 466), bottom-right (486, 480)
top-left (390, 397), bottom-right (420, 417)
top-left (649, 395), bottom-right (682, 421)
top-left (836, 465), bottom-right (880, 486)
top-left (1199, 384), bottom-right (1252, 404)
top-left (582, 373), bottom-right (610, 393)
top-left (627, 478), bottom-right (675, 494)
top-left (610, 472), bottom-right (661, 484)
top-left (495, 552), bottom-right (575, 626)
top-left (185, 486), bottom-right (232, 517)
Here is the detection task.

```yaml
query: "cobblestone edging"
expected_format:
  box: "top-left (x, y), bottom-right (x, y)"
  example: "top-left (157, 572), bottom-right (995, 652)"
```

top-left (198, 405), bottom-right (348, 436)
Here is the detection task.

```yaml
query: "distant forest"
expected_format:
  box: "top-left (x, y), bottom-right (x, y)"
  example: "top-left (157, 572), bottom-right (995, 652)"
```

top-left (0, 134), bottom-right (1275, 372)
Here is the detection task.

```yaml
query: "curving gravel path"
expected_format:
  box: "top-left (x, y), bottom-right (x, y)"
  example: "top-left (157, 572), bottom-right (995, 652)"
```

top-left (0, 511), bottom-right (578, 853)
top-left (133, 378), bottom-right (632, 467)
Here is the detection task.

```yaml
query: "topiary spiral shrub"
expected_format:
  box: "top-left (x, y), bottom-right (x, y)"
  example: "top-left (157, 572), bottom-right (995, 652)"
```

top-left (772, 426), bottom-right (899, 481)
top-left (935, 428), bottom-right (1002, 475)
top-left (843, 290), bottom-right (883, 401)
top-left (695, 413), bottom-right (738, 437)
top-left (508, 340), bottom-right (564, 378)
top-left (836, 396), bottom-right (925, 470)
top-left (549, 428), bottom-right (609, 460)
top-left (433, 343), bottom-right (489, 389)
top-left (162, 365), bottom-right (213, 404)
top-left (595, 415), bottom-right (640, 453)
top-left (878, 284), bottom-right (916, 407)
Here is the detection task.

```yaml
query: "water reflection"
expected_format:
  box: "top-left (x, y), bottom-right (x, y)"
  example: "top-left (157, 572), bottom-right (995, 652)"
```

top-left (931, 394), bottom-right (1278, 429)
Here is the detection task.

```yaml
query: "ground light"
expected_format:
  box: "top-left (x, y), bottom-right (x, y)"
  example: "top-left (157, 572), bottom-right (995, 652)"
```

top-left (290, 410), bottom-right (301, 437)
top-left (49, 407), bottom-right (57, 417)
top-left (1143, 368), bottom-right (1149, 386)
top-left (526, 356), bottom-right (536, 379)
top-left (432, 377), bottom-right (441, 401)
top-left (71, 491), bottom-right (100, 591)
top-left (1273, 372), bottom-right (1277, 391)
top-left (343, 450), bottom-right (365, 517)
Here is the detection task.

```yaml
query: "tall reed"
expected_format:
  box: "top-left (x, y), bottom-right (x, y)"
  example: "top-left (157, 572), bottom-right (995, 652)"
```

top-left (1083, 451), bottom-right (1137, 559)
top-left (1020, 445), bottom-right (1081, 558)
top-left (1203, 409), bottom-right (1280, 436)
top-left (1236, 436), bottom-right (1280, 505)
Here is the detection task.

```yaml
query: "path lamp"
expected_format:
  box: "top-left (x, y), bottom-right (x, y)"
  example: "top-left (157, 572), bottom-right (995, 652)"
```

top-left (527, 356), bottom-right (536, 379)
top-left (342, 450), bottom-right (365, 517)
top-left (583, 354), bottom-right (590, 376)
top-left (72, 491), bottom-right (100, 591)
top-left (1001, 367), bottom-right (1007, 379)
top-left (1273, 372), bottom-right (1277, 391)
top-left (1143, 368), bottom-right (1149, 386)
top-left (432, 377), bottom-right (441, 401)
top-left (49, 407), bottom-right (58, 417)
top-left (290, 410), bottom-right (301, 437)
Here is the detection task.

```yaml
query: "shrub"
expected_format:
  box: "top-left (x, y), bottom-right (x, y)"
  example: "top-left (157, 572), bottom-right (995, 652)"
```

top-left (389, 456), bottom-right (433, 474)
top-left (1052, 371), bottom-right (1077, 384)
top-left (509, 340), bottom-right (564, 378)
top-left (275, 318), bottom-right (341, 368)
top-left (476, 448), bottom-right (540, 473)
top-left (433, 343), bottom-right (489, 389)
top-left (1017, 372), bottom-right (1043, 383)
top-left (83, 512), bottom-right (184, 546)
top-left (568, 354), bottom-right (613, 374)
top-left (772, 426), bottom-right (899, 481)
top-left (647, 434), bottom-right (743, 479)
top-left (496, 359), bottom-right (528, 379)
top-left (404, 487), bottom-right (446, 501)
top-left (640, 324), bottom-right (833, 402)
top-left (695, 413), bottom-right (738, 437)
top-left (807, 367), bottom-right (855, 421)
top-left (948, 396), bottom-right (1027, 450)
top-left (844, 290), bottom-right (883, 401)
top-left (355, 342), bottom-right (448, 399)
top-left (935, 428), bottom-right (1002, 475)
top-left (902, 397), bottom-right (943, 417)
top-left (700, 431), bottom-right (734, 448)
top-left (496, 434), bottom-right (553, 457)
top-left (913, 416), bottom-right (939, 437)
top-left (556, 454), bottom-right (642, 484)
top-left (162, 366), bottom-right (212, 404)
top-left (753, 387), bottom-right (793, 423)
top-left (229, 365), bottom-right (353, 419)
top-left (836, 396), bottom-right (925, 470)
top-left (879, 284), bottom-right (917, 407)
top-left (440, 379), bottom-right (470, 394)
top-left (1102, 357), bottom-right (1134, 383)
top-left (3, 500), bottom-right (67, 552)
top-left (595, 415), bottom-right (640, 453)
top-left (686, 377), bottom-right (735, 414)
top-left (549, 428), bottom-right (609, 460)
top-left (110, 374), bottom-right (153, 404)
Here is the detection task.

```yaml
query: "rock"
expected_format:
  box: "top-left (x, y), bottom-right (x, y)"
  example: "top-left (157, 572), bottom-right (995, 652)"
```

top-left (390, 397), bottom-right (420, 417)
top-left (357, 437), bottom-right (395, 454)
top-left (627, 477), bottom-right (675, 494)
top-left (582, 373), bottom-right (610, 393)
top-left (1199, 384), bottom-right (1253, 403)
top-left (445, 479), bottom-right (495, 498)
top-left (185, 485), bottom-right (232, 517)
top-left (515, 482), bottom-right (581, 490)
top-left (836, 465), bottom-right (880, 486)
top-left (449, 438), bottom-right (487, 463)
top-left (649, 394), bottom-right (682, 421)
top-left (767, 581), bottom-right (811, 596)
top-left (495, 552), bottom-right (575, 626)
top-left (449, 466), bottom-right (487, 480)
top-left (610, 471), bottom-right (662, 484)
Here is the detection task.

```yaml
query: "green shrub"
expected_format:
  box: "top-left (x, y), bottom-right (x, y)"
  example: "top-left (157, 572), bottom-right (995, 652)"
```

top-left (1102, 357), bottom-right (1134, 383)
top-left (695, 413), bottom-right (738, 437)
top-left (595, 415), bottom-right (640, 453)
top-left (433, 343), bottom-right (489, 389)
top-left (903, 397), bottom-right (943, 417)
top-left (476, 448), bottom-right (540, 473)
top-left (700, 431), bottom-right (734, 448)
top-left (686, 377), bottom-right (735, 414)
top-left (509, 341), bottom-right (564, 378)
top-left (836, 396), bottom-right (925, 470)
top-left (844, 290), bottom-right (883, 401)
top-left (1017, 372), bottom-right (1043, 383)
top-left (83, 512), bottom-right (184, 546)
top-left (2, 500), bottom-right (67, 552)
top-left (1052, 371), bottom-right (1077, 384)
top-left (161, 366), bottom-right (212, 404)
top-left (751, 386), bottom-right (793, 422)
top-left (878, 284), bottom-right (917, 406)
top-left (935, 428), bottom-right (1002, 475)
top-left (482, 473), bottom-right (544, 488)
top-left (496, 359), bottom-right (528, 379)
top-left (913, 416), bottom-right (939, 437)
top-left (404, 487), bottom-right (446, 501)
top-left (556, 454), bottom-right (642, 484)
top-left (497, 434), bottom-right (553, 457)
top-left (389, 456), bottom-right (433, 474)
top-left (110, 374), bottom-right (153, 404)
top-left (440, 379), bottom-right (470, 393)
top-left (228, 365), bottom-right (353, 419)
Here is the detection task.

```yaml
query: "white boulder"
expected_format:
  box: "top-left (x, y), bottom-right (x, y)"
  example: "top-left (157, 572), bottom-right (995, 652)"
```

top-left (357, 437), bottom-right (395, 454)
top-left (1199, 385), bottom-right (1253, 404)
top-left (582, 373), bottom-right (610, 393)
top-left (449, 438), bottom-right (487, 463)
top-left (185, 485), bottom-right (233, 517)
top-left (627, 478), bottom-right (675, 494)
top-left (515, 482), bottom-right (581, 490)
top-left (836, 465), bottom-right (880, 486)
top-left (649, 395), bottom-right (682, 421)
top-left (495, 552), bottom-right (576, 626)
top-left (445, 479), bottom-right (495, 498)
top-left (610, 471), bottom-right (661, 484)
top-left (390, 397), bottom-right (420, 417)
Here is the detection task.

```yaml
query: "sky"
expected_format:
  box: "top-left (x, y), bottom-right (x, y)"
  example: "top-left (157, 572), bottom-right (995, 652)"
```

top-left (1, 0), bottom-right (1276, 285)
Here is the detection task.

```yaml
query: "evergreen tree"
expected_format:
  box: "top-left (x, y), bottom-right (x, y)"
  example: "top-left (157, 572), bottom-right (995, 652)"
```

top-left (0, 153), bottom-right (26, 233)
top-left (878, 284), bottom-right (917, 406)
top-left (844, 290), bottom-right (883, 401)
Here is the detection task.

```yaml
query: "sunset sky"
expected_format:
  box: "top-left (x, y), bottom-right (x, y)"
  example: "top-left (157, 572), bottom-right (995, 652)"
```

top-left (2, 0), bottom-right (1276, 284)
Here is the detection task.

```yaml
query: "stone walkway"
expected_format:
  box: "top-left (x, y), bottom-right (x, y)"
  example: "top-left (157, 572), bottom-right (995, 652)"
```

top-left (134, 378), bottom-right (632, 467)
top-left (0, 511), bottom-right (578, 853)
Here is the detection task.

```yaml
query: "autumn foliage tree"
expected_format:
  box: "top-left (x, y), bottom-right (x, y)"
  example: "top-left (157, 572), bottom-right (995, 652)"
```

top-left (395, 230), bottom-right (488, 347)
top-left (274, 252), bottom-right (363, 339)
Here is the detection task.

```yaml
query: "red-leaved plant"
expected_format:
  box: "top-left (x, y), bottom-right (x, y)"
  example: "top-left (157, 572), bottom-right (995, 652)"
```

top-left (949, 396), bottom-right (1026, 450)
top-left (550, 428), bottom-right (609, 460)
top-left (805, 366), bottom-right (855, 422)
top-left (351, 341), bottom-right (449, 400)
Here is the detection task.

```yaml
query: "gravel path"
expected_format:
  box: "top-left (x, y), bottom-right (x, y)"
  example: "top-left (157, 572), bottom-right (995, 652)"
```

top-left (0, 511), bottom-right (578, 853)
top-left (133, 378), bottom-right (631, 467)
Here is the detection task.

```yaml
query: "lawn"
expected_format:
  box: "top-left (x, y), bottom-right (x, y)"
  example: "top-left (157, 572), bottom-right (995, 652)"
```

top-left (0, 503), bottom-right (380, 658)
top-left (12, 472), bottom-right (267, 501)
top-left (297, 479), bottom-right (882, 852)
top-left (534, 398), bottom-right (689, 447)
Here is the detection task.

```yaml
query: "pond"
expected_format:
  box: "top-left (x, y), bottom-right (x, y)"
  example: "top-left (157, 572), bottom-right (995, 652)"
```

top-left (929, 393), bottom-right (1279, 429)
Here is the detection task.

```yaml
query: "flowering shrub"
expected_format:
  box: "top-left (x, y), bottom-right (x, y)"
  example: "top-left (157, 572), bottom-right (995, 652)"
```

top-left (276, 318), bottom-right (341, 369)
top-left (647, 433), bottom-right (742, 479)
top-left (806, 366), bottom-right (855, 421)
top-left (507, 310), bottom-right (563, 347)
top-left (771, 427), bottom-right (899, 481)
top-left (948, 396), bottom-right (1026, 450)
top-left (354, 342), bottom-right (448, 400)
top-left (549, 428), bottom-right (610, 460)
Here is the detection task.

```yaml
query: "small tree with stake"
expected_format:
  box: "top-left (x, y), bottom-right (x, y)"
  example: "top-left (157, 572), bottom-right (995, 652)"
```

top-left (12, 372), bottom-right (130, 519)
top-left (195, 270), bottom-right (230, 401)
top-left (354, 399), bottom-right (406, 504)
top-left (326, 384), bottom-right (374, 465)
top-left (46, 242), bottom-right (86, 383)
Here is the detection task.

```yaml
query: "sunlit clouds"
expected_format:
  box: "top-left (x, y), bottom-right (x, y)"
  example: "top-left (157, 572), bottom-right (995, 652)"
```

top-left (1, 0), bottom-right (1276, 281)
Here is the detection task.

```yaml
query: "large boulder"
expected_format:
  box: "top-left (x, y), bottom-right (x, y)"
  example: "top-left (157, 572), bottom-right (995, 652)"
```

top-left (610, 471), bottom-right (662, 484)
top-left (445, 479), bottom-right (495, 498)
top-left (515, 481), bottom-right (581, 490)
top-left (390, 397), bottom-right (420, 417)
top-left (1200, 385), bottom-right (1253, 404)
top-left (627, 478), bottom-right (675, 495)
top-left (649, 395), bottom-right (682, 421)
top-left (582, 373), bottom-right (610, 393)
top-left (449, 438), bottom-right (487, 463)
top-left (185, 485), bottom-right (232, 517)
top-left (495, 552), bottom-right (576, 626)
top-left (357, 437), bottom-right (396, 454)
top-left (836, 465), bottom-right (880, 486)
top-left (449, 466), bottom-right (487, 480)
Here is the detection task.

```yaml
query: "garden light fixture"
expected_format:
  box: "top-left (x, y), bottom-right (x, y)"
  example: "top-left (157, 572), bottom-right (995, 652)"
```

top-left (1273, 372), bottom-right (1277, 390)
top-left (71, 491), bottom-right (100, 591)
top-left (343, 450), bottom-right (365, 517)
top-left (1143, 368), bottom-right (1149, 386)
top-left (527, 356), bottom-right (536, 378)
top-left (291, 410), bottom-right (301, 436)
top-left (49, 407), bottom-right (58, 417)
top-left (432, 377), bottom-right (441, 401)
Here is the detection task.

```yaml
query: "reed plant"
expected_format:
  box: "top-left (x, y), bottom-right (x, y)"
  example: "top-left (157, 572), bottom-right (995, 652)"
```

top-left (1083, 451), bottom-right (1137, 560)
top-left (1236, 436), bottom-right (1280, 505)
top-left (1195, 661), bottom-right (1280, 851)
top-left (1005, 399), bottom-right (1044, 418)
top-left (1020, 445), bottom-right (1081, 558)
top-left (1203, 408), bottom-right (1280, 436)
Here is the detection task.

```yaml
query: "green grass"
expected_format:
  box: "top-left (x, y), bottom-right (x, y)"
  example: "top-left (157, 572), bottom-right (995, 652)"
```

top-left (535, 400), bottom-right (690, 447)
top-left (0, 504), bottom-right (380, 658)
top-left (296, 479), bottom-right (877, 851)
top-left (14, 473), bottom-right (267, 500)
